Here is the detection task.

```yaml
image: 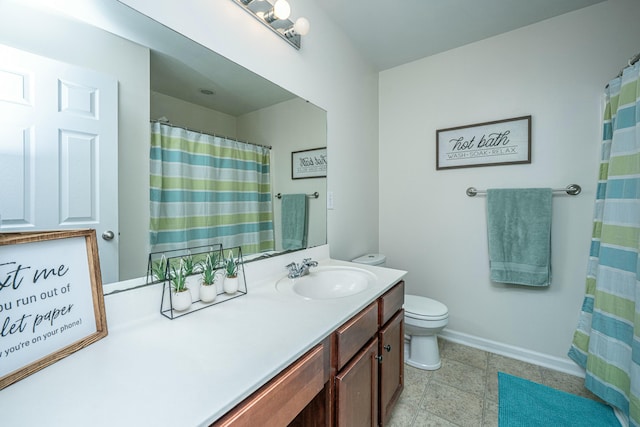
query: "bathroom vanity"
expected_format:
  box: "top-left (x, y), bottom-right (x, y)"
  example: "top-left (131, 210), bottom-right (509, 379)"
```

top-left (0, 246), bottom-right (406, 426)
top-left (333, 281), bottom-right (404, 426)
top-left (214, 281), bottom-right (404, 426)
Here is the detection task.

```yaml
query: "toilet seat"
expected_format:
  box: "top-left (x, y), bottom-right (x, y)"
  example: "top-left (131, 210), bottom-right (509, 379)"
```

top-left (406, 311), bottom-right (448, 322)
top-left (404, 295), bottom-right (448, 320)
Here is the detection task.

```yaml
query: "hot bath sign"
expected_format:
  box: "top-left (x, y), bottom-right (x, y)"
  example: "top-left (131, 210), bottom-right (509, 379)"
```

top-left (436, 115), bottom-right (531, 170)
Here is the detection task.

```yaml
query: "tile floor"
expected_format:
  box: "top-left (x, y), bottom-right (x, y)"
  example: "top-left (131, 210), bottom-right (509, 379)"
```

top-left (388, 338), bottom-right (601, 426)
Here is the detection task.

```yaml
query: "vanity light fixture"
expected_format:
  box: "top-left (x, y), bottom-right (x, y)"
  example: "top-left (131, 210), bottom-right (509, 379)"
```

top-left (231, 0), bottom-right (310, 49)
top-left (284, 16), bottom-right (310, 38)
top-left (263, 0), bottom-right (291, 23)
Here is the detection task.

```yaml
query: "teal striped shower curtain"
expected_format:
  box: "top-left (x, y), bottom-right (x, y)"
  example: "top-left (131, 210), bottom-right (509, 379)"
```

top-left (149, 122), bottom-right (275, 254)
top-left (569, 61), bottom-right (640, 426)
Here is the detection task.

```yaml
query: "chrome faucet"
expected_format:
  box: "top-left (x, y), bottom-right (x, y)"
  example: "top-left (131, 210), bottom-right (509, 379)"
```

top-left (286, 258), bottom-right (318, 278)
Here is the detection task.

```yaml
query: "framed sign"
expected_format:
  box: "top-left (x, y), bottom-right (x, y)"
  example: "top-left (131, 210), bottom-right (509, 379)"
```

top-left (292, 147), bottom-right (327, 179)
top-left (436, 115), bottom-right (531, 170)
top-left (0, 229), bottom-right (107, 389)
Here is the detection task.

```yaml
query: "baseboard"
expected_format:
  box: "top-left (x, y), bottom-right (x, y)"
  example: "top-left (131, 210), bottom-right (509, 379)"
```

top-left (439, 329), bottom-right (586, 378)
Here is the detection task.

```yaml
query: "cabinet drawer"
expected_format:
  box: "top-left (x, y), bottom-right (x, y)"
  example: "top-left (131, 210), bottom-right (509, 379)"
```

top-left (335, 302), bottom-right (378, 370)
top-left (213, 343), bottom-right (326, 427)
top-left (379, 281), bottom-right (404, 326)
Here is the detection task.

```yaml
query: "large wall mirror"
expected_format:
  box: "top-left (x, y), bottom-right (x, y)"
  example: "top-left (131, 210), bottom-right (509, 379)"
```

top-left (0, 0), bottom-right (327, 286)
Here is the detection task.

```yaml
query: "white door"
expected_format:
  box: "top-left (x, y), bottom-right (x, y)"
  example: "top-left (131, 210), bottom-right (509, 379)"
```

top-left (0, 44), bottom-right (119, 283)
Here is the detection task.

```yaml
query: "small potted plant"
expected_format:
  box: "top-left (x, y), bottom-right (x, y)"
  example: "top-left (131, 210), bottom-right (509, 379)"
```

top-left (181, 251), bottom-right (199, 289)
top-left (223, 250), bottom-right (239, 294)
top-left (199, 251), bottom-right (220, 303)
top-left (170, 261), bottom-right (192, 311)
top-left (151, 255), bottom-right (167, 282)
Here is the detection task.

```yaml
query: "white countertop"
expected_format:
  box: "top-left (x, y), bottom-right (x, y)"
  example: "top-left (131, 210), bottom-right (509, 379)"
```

top-left (0, 246), bottom-right (406, 426)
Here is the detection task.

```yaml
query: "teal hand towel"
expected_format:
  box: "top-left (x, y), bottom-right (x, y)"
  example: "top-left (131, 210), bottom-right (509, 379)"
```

top-left (486, 188), bottom-right (552, 286)
top-left (281, 194), bottom-right (307, 250)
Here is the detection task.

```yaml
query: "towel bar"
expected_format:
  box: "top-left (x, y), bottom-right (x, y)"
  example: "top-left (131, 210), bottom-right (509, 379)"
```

top-left (466, 184), bottom-right (581, 197)
top-left (275, 192), bottom-right (320, 199)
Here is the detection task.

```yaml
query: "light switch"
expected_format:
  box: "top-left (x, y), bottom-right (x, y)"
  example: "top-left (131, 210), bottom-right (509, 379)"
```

top-left (327, 191), bottom-right (334, 210)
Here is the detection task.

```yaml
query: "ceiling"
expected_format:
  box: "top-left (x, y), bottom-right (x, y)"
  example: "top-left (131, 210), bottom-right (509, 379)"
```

top-left (313, 0), bottom-right (606, 71)
top-left (150, 0), bottom-right (606, 115)
top-left (150, 50), bottom-right (297, 117)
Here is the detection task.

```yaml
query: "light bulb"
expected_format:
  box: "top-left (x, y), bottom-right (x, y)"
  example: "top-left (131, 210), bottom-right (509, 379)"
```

top-left (293, 17), bottom-right (310, 36)
top-left (273, 0), bottom-right (291, 20)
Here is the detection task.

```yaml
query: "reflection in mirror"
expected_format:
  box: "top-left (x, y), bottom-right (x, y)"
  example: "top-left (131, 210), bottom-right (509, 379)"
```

top-left (0, 0), bottom-right (327, 286)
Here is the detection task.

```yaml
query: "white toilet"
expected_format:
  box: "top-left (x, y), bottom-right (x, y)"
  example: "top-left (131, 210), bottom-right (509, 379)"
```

top-left (404, 295), bottom-right (448, 370)
top-left (352, 253), bottom-right (449, 371)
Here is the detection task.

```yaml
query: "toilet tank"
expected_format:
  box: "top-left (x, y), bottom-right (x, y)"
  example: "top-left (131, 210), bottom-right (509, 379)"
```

top-left (352, 253), bottom-right (386, 266)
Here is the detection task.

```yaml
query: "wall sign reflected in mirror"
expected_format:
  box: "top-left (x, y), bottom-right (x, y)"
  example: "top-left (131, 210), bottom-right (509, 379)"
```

top-left (292, 147), bottom-right (327, 179)
top-left (0, 0), bottom-right (327, 286)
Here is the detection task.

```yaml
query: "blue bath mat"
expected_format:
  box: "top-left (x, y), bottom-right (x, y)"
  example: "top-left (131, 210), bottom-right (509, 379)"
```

top-left (498, 372), bottom-right (619, 426)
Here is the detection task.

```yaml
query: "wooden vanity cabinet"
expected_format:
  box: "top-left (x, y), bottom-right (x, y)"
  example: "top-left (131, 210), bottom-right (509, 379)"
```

top-left (334, 281), bottom-right (405, 427)
top-left (377, 282), bottom-right (404, 426)
top-left (213, 337), bottom-right (330, 427)
top-left (212, 281), bottom-right (404, 427)
top-left (333, 302), bottom-right (379, 426)
top-left (335, 337), bottom-right (379, 426)
top-left (378, 310), bottom-right (404, 425)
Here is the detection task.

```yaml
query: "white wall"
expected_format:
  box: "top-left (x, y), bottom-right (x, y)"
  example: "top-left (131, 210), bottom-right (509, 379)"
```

top-left (379, 0), bottom-right (640, 360)
top-left (121, 0), bottom-right (380, 262)
top-left (239, 98), bottom-right (328, 250)
top-left (150, 91), bottom-right (238, 137)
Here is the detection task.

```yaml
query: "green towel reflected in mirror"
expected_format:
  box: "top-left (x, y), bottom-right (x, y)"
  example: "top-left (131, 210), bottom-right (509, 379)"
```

top-left (281, 194), bottom-right (308, 250)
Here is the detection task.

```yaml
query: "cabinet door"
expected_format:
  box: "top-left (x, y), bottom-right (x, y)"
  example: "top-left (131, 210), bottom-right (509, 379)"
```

top-left (379, 310), bottom-right (404, 426)
top-left (335, 338), bottom-right (379, 427)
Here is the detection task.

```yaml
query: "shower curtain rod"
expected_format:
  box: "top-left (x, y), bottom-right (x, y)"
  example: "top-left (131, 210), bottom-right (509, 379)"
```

top-left (613, 52), bottom-right (640, 78)
top-left (150, 119), bottom-right (272, 150)
top-left (466, 184), bottom-right (581, 197)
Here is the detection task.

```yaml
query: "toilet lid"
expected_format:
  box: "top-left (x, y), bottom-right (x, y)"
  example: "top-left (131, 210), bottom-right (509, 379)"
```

top-left (404, 295), bottom-right (448, 319)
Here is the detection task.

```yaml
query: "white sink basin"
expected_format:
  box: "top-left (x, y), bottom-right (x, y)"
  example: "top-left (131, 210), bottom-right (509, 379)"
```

top-left (276, 266), bottom-right (376, 299)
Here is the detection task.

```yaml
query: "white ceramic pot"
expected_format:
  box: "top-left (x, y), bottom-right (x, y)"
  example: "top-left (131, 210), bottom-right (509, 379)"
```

top-left (185, 275), bottom-right (200, 289)
top-left (223, 276), bottom-right (239, 294)
top-left (171, 289), bottom-right (192, 311)
top-left (199, 283), bottom-right (217, 303)
top-left (214, 270), bottom-right (226, 293)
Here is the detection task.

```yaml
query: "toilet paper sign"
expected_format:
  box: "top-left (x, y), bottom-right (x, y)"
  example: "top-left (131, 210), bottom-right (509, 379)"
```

top-left (436, 115), bottom-right (531, 170)
top-left (0, 230), bottom-right (107, 390)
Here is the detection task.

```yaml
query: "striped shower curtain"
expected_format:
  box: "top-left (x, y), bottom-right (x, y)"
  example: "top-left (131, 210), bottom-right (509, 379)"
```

top-left (568, 61), bottom-right (640, 427)
top-left (149, 122), bottom-right (274, 254)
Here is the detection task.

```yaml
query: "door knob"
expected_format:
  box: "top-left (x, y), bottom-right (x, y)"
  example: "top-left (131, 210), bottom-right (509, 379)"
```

top-left (102, 230), bottom-right (115, 241)
top-left (384, 344), bottom-right (392, 352)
